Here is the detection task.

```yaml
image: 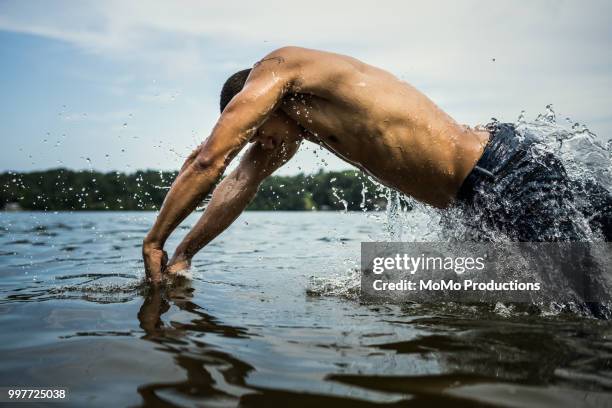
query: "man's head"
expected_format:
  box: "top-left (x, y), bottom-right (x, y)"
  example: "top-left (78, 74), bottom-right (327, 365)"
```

top-left (220, 69), bottom-right (293, 150)
top-left (220, 68), bottom-right (251, 114)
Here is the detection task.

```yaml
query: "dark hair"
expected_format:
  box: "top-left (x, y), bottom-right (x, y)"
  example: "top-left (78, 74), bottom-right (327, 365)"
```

top-left (220, 68), bottom-right (252, 113)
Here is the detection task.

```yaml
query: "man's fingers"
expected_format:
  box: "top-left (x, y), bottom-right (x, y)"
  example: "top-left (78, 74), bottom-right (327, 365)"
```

top-left (166, 259), bottom-right (191, 275)
top-left (144, 256), bottom-right (162, 283)
top-left (143, 246), bottom-right (166, 284)
top-left (148, 269), bottom-right (163, 285)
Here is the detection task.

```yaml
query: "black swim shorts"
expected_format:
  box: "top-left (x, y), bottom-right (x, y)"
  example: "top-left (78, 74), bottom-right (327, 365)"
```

top-left (456, 122), bottom-right (612, 242)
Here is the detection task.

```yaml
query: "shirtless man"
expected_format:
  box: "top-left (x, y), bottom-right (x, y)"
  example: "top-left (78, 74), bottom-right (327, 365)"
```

top-left (142, 46), bottom-right (611, 283)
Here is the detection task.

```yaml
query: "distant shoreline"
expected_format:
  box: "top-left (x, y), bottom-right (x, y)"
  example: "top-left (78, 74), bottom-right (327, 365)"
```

top-left (1, 209), bottom-right (378, 213)
top-left (1, 168), bottom-right (396, 212)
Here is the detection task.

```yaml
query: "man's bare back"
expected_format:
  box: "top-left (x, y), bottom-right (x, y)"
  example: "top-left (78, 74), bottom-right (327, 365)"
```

top-left (269, 47), bottom-right (489, 207)
top-left (142, 46), bottom-right (490, 282)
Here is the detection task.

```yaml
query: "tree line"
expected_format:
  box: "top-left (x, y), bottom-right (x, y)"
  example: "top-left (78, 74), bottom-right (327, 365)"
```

top-left (0, 168), bottom-right (399, 211)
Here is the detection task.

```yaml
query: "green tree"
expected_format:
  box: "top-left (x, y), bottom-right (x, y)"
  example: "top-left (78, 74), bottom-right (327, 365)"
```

top-left (1, 168), bottom-right (403, 212)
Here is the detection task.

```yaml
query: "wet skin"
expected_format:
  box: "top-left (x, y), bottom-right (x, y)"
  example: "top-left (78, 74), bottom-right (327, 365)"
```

top-left (142, 47), bottom-right (490, 282)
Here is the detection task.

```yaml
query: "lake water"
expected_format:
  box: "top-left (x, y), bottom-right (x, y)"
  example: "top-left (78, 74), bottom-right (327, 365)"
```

top-left (1, 211), bottom-right (612, 407)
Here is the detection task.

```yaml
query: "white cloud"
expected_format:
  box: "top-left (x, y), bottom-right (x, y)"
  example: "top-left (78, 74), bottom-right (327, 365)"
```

top-left (1, 0), bottom-right (611, 173)
top-left (2, 1), bottom-right (610, 71)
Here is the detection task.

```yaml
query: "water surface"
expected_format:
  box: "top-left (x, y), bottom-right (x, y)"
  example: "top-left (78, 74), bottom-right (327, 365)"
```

top-left (1, 211), bottom-right (611, 407)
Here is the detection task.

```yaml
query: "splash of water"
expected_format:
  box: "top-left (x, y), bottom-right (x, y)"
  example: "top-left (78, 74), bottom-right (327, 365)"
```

top-left (308, 106), bottom-right (612, 317)
top-left (519, 104), bottom-right (611, 189)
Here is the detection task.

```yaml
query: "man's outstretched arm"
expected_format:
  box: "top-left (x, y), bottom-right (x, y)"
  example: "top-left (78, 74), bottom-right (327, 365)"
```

top-left (142, 55), bottom-right (295, 283)
top-left (165, 128), bottom-right (303, 273)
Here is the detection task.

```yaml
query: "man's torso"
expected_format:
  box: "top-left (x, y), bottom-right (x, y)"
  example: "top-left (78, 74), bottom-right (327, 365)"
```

top-left (266, 47), bottom-right (489, 207)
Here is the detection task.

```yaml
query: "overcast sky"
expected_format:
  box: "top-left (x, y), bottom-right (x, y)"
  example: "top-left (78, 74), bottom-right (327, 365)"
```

top-left (1, 0), bottom-right (611, 174)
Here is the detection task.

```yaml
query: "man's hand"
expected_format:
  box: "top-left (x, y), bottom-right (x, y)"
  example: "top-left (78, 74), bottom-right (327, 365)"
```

top-left (142, 241), bottom-right (168, 284)
top-left (166, 253), bottom-right (192, 275)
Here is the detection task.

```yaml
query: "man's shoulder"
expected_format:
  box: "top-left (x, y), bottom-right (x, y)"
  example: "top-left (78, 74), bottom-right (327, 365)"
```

top-left (260, 47), bottom-right (361, 79)
top-left (266, 46), bottom-right (316, 58)
top-left (250, 46), bottom-right (308, 77)
top-left (257, 46), bottom-right (316, 69)
top-left (261, 46), bottom-right (346, 67)
top-left (254, 47), bottom-right (368, 93)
